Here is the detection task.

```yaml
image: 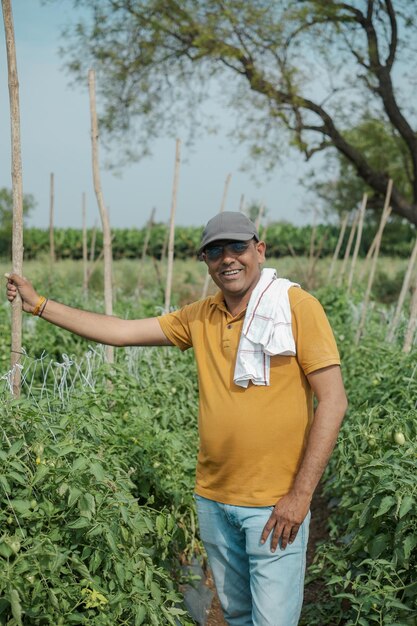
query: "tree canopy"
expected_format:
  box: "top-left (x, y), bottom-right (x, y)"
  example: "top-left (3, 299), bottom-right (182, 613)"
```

top-left (62, 1), bottom-right (417, 225)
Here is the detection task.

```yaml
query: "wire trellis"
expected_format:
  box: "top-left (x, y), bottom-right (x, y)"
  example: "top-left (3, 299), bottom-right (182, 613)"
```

top-left (0, 345), bottom-right (107, 409)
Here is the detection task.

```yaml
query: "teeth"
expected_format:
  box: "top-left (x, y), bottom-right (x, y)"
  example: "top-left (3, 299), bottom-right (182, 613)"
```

top-left (223, 270), bottom-right (240, 276)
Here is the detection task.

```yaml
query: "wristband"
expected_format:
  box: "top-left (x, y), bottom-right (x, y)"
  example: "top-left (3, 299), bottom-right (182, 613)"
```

top-left (32, 296), bottom-right (47, 316)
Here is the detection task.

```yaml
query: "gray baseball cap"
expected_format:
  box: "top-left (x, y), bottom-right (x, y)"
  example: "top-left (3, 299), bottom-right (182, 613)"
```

top-left (198, 212), bottom-right (259, 256)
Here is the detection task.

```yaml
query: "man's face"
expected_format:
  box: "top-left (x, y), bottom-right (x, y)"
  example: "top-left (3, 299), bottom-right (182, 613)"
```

top-left (203, 238), bottom-right (266, 302)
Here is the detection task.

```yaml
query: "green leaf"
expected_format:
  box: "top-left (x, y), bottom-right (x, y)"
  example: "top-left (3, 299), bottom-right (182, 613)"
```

top-left (10, 589), bottom-right (23, 626)
top-left (399, 495), bottom-right (414, 519)
top-left (9, 499), bottom-right (32, 515)
top-left (68, 487), bottom-right (82, 507)
top-left (105, 530), bottom-right (118, 552)
top-left (0, 474), bottom-right (11, 494)
top-left (32, 464), bottom-right (49, 486)
top-left (150, 581), bottom-right (162, 603)
top-left (374, 495), bottom-right (396, 517)
top-left (115, 562), bottom-right (125, 586)
top-left (90, 462), bottom-right (105, 481)
top-left (135, 605), bottom-right (147, 625)
top-left (78, 493), bottom-right (96, 519)
top-left (368, 534), bottom-right (389, 559)
top-left (403, 534), bottom-right (417, 561)
top-left (67, 517), bottom-right (90, 529)
top-left (72, 456), bottom-right (88, 471)
top-left (156, 515), bottom-right (165, 536)
top-left (8, 440), bottom-right (25, 457)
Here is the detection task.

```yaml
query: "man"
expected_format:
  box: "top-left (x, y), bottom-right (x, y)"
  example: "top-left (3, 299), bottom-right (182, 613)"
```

top-left (6, 211), bottom-right (347, 626)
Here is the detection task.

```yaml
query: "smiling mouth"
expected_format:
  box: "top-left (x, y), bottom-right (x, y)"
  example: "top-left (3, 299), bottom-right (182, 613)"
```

top-left (221, 269), bottom-right (242, 277)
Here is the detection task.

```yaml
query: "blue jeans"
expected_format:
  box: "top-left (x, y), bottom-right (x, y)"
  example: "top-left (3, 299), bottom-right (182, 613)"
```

top-left (195, 494), bottom-right (310, 626)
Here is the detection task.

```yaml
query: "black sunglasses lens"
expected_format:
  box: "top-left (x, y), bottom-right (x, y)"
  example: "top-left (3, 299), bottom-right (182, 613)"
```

top-left (230, 242), bottom-right (248, 253)
top-left (206, 246), bottom-right (223, 260)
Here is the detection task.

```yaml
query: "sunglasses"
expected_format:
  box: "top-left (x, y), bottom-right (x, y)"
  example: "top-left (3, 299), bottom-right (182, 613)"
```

top-left (203, 241), bottom-right (251, 261)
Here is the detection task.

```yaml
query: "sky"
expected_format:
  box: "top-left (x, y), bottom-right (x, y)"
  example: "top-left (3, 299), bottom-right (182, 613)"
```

top-left (0, 1), bottom-right (317, 230)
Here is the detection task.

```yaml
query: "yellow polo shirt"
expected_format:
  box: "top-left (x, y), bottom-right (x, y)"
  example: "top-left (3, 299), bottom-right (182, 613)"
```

top-left (158, 286), bottom-right (340, 506)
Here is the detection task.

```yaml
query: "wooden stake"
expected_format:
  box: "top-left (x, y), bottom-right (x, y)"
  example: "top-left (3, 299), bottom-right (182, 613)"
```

top-left (402, 276), bottom-right (417, 353)
top-left (88, 68), bottom-right (114, 363)
top-left (90, 221), bottom-right (97, 264)
top-left (387, 234), bottom-right (417, 343)
top-left (328, 212), bottom-right (349, 281)
top-left (142, 206), bottom-right (156, 261)
top-left (201, 173), bottom-right (232, 299)
top-left (82, 192), bottom-right (88, 297)
top-left (337, 209), bottom-right (359, 287)
top-left (255, 201), bottom-right (265, 231)
top-left (355, 180), bottom-right (393, 344)
top-left (2, 0), bottom-right (23, 397)
top-left (347, 193), bottom-right (367, 295)
top-left (164, 138), bottom-right (181, 312)
top-left (49, 172), bottom-right (55, 266)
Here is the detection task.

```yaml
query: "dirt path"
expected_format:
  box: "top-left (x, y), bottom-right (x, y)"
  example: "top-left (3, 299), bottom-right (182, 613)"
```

top-left (204, 487), bottom-right (329, 625)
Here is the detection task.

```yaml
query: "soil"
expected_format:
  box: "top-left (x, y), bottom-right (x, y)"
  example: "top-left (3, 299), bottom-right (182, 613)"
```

top-left (203, 486), bottom-right (330, 625)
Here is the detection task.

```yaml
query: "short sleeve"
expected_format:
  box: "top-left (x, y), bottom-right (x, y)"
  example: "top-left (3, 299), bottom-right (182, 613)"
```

top-left (158, 305), bottom-right (194, 351)
top-left (290, 290), bottom-right (341, 376)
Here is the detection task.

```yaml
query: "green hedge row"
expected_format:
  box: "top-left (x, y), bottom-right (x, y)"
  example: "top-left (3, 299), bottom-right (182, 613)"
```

top-left (0, 220), bottom-right (416, 260)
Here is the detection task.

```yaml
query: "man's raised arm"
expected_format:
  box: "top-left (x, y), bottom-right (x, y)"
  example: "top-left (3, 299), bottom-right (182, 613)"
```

top-left (5, 273), bottom-right (172, 348)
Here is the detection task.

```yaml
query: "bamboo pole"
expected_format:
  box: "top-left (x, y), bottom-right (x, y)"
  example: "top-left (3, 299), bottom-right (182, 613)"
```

top-left (359, 182), bottom-right (393, 281)
top-left (2, 0), bottom-right (23, 397)
top-left (255, 201), bottom-right (265, 231)
top-left (306, 209), bottom-right (318, 289)
top-left (160, 226), bottom-right (169, 260)
top-left (402, 277), bottom-right (417, 353)
top-left (387, 234), bottom-right (417, 343)
top-left (337, 209), bottom-right (359, 286)
top-left (355, 180), bottom-right (393, 344)
top-left (164, 138), bottom-right (181, 312)
top-left (90, 221), bottom-right (97, 264)
top-left (347, 193), bottom-right (367, 295)
top-left (307, 232), bottom-right (328, 290)
top-left (82, 192), bottom-right (88, 297)
top-left (49, 172), bottom-right (55, 266)
top-left (327, 212), bottom-right (349, 281)
top-left (142, 206), bottom-right (156, 261)
top-left (201, 173), bottom-right (232, 299)
top-left (88, 68), bottom-right (114, 363)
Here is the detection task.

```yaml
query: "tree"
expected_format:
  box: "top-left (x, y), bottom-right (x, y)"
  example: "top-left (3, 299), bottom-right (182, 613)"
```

top-left (306, 116), bottom-right (414, 221)
top-left (61, 1), bottom-right (417, 225)
top-left (0, 187), bottom-right (35, 257)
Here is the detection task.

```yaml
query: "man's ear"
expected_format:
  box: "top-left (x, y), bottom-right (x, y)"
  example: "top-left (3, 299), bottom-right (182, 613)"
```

top-left (256, 240), bottom-right (266, 263)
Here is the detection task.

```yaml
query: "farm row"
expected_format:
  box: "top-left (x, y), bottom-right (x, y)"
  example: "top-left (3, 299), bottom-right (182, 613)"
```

top-left (0, 219), bottom-right (416, 260)
top-left (0, 259), bottom-right (416, 625)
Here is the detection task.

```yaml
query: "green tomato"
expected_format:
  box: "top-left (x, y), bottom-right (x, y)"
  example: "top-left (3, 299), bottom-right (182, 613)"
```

top-left (393, 432), bottom-right (406, 445)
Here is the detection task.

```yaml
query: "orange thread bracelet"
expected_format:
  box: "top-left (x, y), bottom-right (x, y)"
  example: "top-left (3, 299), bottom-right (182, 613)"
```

top-left (32, 296), bottom-right (46, 316)
top-left (38, 298), bottom-right (48, 318)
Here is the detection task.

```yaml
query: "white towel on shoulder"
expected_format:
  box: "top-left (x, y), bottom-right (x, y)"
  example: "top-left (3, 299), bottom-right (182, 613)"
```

top-left (233, 268), bottom-right (299, 388)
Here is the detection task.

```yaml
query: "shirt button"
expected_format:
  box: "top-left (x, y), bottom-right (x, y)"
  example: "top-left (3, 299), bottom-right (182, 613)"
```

top-left (227, 324), bottom-right (232, 329)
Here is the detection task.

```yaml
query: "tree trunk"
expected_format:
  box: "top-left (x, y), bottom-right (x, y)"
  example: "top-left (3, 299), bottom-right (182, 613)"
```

top-left (164, 138), bottom-right (181, 312)
top-left (88, 68), bottom-right (114, 363)
top-left (2, 0), bottom-right (23, 397)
